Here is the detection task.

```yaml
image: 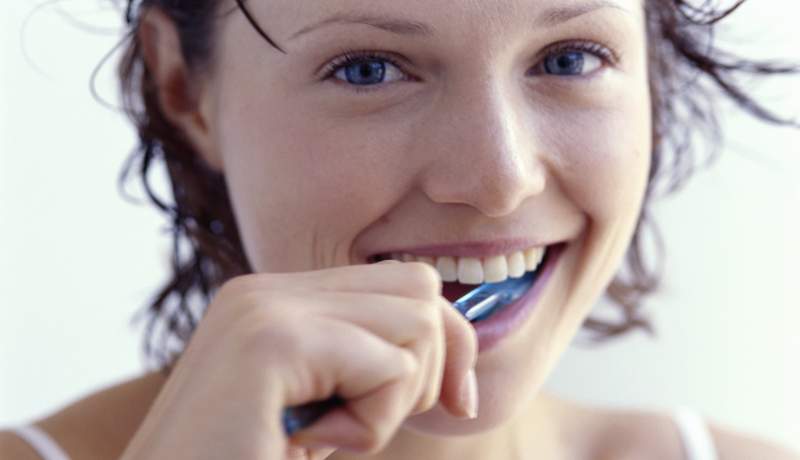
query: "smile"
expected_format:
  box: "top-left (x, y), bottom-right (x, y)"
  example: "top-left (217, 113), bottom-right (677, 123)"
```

top-left (371, 244), bottom-right (547, 284)
top-left (371, 245), bottom-right (551, 306)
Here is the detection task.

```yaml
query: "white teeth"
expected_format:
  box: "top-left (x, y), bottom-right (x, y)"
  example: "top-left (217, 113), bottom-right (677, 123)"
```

top-left (506, 251), bottom-right (526, 278)
top-left (387, 246), bottom-right (548, 285)
top-left (457, 257), bottom-right (484, 284)
top-left (524, 247), bottom-right (544, 271)
top-left (435, 256), bottom-right (458, 282)
top-left (482, 255), bottom-right (508, 283)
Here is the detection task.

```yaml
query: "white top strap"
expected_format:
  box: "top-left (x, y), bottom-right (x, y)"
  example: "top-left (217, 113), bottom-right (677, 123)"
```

top-left (10, 425), bottom-right (71, 460)
top-left (672, 406), bottom-right (718, 460)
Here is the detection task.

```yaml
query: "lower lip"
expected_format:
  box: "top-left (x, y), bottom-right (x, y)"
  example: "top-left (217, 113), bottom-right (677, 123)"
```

top-left (473, 242), bottom-right (566, 353)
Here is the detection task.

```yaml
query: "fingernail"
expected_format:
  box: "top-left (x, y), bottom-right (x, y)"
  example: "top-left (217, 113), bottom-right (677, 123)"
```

top-left (459, 369), bottom-right (479, 419)
top-left (287, 445), bottom-right (311, 459)
top-left (377, 259), bottom-right (400, 264)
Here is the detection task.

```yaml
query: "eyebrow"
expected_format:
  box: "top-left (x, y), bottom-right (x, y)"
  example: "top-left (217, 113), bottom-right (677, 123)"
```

top-left (288, 0), bottom-right (630, 41)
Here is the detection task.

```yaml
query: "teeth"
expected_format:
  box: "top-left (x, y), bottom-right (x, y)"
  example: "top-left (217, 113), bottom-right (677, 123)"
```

top-left (507, 251), bottom-right (526, 278)
top-left (482, 255), bottom-right (508, 283)
top-left (435, 256), bottom-right (458, 282)
top-left (524, 247), bottom-right (545, 271)
top-left (388, 246), bottom-right (547, 285)
top-left (457, 257), bottom-right (484, 284)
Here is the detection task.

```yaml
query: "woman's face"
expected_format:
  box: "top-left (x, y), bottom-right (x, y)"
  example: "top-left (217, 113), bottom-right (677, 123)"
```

top-left (192, 0), bottom-right (650, 435)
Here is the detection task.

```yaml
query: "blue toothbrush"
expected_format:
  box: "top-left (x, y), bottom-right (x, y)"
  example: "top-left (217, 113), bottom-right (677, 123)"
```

top-left (281, 270), bottom-right (538, 436)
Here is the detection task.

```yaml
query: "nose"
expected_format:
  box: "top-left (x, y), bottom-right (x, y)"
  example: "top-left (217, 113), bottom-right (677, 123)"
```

top-left (416, 78), bottom-right (547, 218)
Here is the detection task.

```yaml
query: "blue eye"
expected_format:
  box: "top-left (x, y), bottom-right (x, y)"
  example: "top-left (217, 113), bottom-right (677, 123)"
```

top-left (539, 41), bottom-right (613, 77)
top-left (322, 41), bottom-right (616, 93)
top-left (323, 52), bottom-right (408, 92)
top-left (544, 51), bottom-right (598, 76)
top-left (341, 60), bottom-right (385, 85)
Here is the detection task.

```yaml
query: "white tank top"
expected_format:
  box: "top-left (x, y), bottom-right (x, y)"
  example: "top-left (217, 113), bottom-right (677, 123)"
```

top-left (9, 406), bottom-right (718, 460)
top-left (673, 406), bottom-right (719, 460)
top-left (9, 425), bottom-right (70, 460)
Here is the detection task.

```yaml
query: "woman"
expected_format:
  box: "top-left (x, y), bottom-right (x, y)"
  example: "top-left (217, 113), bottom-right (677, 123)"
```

top-left (2, 0), bottom-right (798, 458)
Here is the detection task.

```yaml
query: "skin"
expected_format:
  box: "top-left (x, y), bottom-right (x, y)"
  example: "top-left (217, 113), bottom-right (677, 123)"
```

top-left (159, 0), bottom-right (652, 457)
top-left (2, 0), bottom-right (798, 459)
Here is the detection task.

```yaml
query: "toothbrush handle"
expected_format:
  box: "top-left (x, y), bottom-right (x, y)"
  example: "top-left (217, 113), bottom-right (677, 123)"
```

top-left (282, 395), bottom-right (345, 436)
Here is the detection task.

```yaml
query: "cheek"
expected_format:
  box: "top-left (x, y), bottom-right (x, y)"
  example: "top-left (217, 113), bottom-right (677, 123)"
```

top-left (213, 82), bottom-right (413, 256)
top-left (550, 104), bottom-right (652, 222)
top-left (221, 113), bottom-right (404, 204)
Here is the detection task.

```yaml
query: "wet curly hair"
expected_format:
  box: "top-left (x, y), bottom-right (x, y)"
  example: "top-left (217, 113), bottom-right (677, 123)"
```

top-left (111, 0), bottom-right (799, 371)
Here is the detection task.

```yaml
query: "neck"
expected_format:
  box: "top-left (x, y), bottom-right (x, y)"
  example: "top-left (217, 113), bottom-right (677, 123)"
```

top-left (328, 391), bottom-right (577, 460)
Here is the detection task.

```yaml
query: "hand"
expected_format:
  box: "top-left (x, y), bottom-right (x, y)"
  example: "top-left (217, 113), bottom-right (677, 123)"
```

top-left (119, 261), bottom-right (478, 460)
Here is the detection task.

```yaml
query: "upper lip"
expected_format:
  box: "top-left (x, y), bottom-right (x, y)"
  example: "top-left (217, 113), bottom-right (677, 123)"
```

top-left (366, 238), bottom-right (560, 261)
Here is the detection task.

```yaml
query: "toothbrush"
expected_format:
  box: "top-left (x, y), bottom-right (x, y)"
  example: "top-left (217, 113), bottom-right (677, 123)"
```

top-left (281, 271), bottom-right (538, 436)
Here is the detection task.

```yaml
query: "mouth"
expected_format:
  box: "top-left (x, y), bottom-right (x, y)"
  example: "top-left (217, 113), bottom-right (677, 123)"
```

top-left (367, 244), bottom-right (552, 304)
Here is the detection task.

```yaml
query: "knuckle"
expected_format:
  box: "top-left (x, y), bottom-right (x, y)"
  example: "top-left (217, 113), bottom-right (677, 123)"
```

top-left (357, 430), bottom-right (387, 455)
top-left (417, 387), bottom-right (439, 413)
top-left (397, 348), bottom-right (419, 378)
top-left (416, 303), bottom-right (443, 336)
top-left (359, 419), bottom-right (403, 455)
top-left (405, 262), bottom-right (442, 298)
top-left (237, 305), bottom-right (301, 359)
top-left (362, 428), bottom-right (387, 454)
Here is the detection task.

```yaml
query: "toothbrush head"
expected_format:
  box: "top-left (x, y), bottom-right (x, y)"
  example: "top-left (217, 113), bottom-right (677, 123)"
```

top-left (452, 270), bottom-right (538, 322)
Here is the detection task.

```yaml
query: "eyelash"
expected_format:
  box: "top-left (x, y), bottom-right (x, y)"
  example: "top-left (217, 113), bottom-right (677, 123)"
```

top-left (320, 40), bottom-right (620, 94)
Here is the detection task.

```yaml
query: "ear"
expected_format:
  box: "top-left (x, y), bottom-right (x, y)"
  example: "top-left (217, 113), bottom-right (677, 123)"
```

top-left (137, 7), bottom-right (223, 172)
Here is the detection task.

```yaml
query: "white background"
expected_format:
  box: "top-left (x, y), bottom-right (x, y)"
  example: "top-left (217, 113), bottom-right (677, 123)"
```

top-left (2, 0), bottom-right (799, 454)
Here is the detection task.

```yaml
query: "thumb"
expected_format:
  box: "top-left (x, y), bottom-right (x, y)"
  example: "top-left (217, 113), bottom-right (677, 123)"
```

top-left (286, 445), bottom-right (337, 460)
top-left (310, 447), bottom-right (338, 460)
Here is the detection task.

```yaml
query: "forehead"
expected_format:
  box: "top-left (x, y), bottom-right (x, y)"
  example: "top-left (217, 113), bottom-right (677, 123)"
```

top-left (259, 0), bottom-right (644, 44)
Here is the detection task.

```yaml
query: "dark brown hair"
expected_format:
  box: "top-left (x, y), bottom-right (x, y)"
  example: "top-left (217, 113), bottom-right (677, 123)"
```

top-left (113, 0), bottom-right (799, 371)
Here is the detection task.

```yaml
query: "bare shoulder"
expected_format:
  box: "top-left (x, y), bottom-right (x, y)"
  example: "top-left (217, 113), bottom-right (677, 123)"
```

top-left (566, 400), bottom-right (799, 460)
top-left (707, 421), bottom-right (800, 460)
top-left (0, 429), bottom-right (43, 460)
top-left (0, 371), bottom-right (166, 460)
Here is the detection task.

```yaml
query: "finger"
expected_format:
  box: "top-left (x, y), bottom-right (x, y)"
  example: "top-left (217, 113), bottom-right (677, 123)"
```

top-left (245, 260), bottom-right (444, 301)
top-left (286, 445), bottom-right (310, 459)
top-left (278, 318), bottom-right (417, 408)
top-left (308, 447), bottom-right (338, 460)
top-left (292, 374), bottom-right (411, 455)
top-left (287, 437), bottom-right (338, 460)
top-left (403, 327), bottom-right (436, 417)
top-left (291, 328), bottom-right (419, 452)
top-left (300, 290), bottom-right (445, 416)
top-left (314, 261), bottom-right (442, 300)
top-left (306, 291), bottom-right (449, 419)
top-left (286, 444), bottom-right (338, 460)
top-left (284, 321), bottom-right (419, 454)
top-left (435, 300), bottom-right (479, 419)
top-left (408, 298), bottom-right (448, 415)
top-left (292, 290), bottom-right (446, 349)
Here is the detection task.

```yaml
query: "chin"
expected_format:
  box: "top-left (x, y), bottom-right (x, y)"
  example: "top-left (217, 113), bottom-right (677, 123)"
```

top-left (401, 398), bottom-right (524, 436)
